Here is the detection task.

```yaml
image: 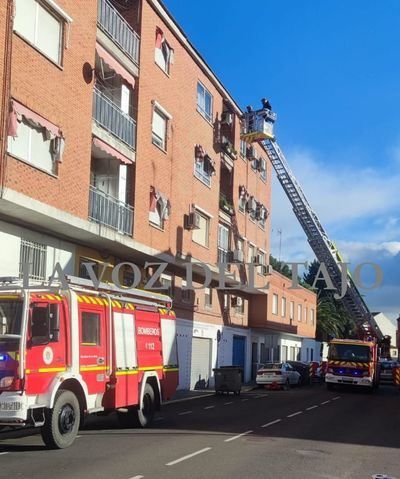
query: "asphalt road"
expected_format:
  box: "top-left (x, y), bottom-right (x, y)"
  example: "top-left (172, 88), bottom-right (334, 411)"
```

top-left (0, 384), bottom-right (399, 479)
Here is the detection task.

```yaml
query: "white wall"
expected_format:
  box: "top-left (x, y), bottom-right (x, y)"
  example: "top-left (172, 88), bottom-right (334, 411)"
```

top-left (301, 338), bottom-right (322, 363)
top-left (0, 220), bottom-right (76, 278)
top-left (176, 318), bottom-right (252, 390)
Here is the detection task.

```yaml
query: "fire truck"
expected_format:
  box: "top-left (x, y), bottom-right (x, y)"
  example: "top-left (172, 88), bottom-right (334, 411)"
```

top-left (0, 276), bottom-right (179, 448)
top-left (325, 338), bottom-right (380, 391)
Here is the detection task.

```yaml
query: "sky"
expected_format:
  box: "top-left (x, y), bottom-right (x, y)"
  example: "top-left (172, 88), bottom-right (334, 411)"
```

top-left (163, 0), bottom-right (400, 320)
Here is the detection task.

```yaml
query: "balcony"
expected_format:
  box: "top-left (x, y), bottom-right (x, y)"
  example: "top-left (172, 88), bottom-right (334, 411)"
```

top-left (219, 193), bottom-right (234, 215)
top-left (89, 185), bottom-right (133, 236)
top-left (98, 0), bottom-right (140, 66)
top-left (93, 87), bottom-right (136, 149)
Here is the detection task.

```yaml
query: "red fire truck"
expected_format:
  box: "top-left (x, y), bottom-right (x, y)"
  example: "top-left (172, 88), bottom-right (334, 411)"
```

top-left (0, 276), bottom-right (179, 448)
top-left (325, 338), bottom-right (379, 391)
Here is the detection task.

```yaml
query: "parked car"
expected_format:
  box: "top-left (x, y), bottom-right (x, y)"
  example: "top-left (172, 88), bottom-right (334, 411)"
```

top-left (287, 361), bottom-right (311, 385)
top-left (379, 360), bottom-right (398, 384)
top-left (256, 362), bottom-right (301, 388)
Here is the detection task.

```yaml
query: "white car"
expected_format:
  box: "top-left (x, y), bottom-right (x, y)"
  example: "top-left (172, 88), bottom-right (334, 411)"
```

top-left (256, 362), bottom-right (301, 387)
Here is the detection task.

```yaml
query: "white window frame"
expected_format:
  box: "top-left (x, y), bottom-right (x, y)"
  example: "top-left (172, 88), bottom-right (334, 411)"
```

top-left (272, 293), bottom-right (278, 315)
top-left (298, 304), bottom-right (302, 322)
top-left (194, 156), bottom-right (213, 187)
top-left (152, 107), bottom-right (168, 151)
top-left (14, 0), bottom-right (66, 65)
top-left (155, 38), bottom-right (172, 74)
top-left (281, 297), bottom-right (286, 317)
top-left (197, 81), bottom-right (213, 122)
top-left (204, 287), bottom-right (212, 308)
top-left (290, 301), bottom-right (294, 321)
top-left (19, 238), bottom-right (47, 281)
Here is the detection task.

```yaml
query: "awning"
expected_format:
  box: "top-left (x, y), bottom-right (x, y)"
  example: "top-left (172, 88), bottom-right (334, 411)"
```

top-left (92, 136), bottom-right (133, 165)
top-left (8, 99), bottom-right (61, 138)
top-left (95, 43), bottom-right (135, 89)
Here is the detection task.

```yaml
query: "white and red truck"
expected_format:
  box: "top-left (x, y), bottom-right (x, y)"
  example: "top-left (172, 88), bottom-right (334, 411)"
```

top-left (0, 276), bottom-right (179, 448)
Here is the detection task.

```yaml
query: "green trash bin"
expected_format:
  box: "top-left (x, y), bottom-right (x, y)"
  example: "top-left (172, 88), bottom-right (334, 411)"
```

top-left (213, 367), bottom-right (242, 395)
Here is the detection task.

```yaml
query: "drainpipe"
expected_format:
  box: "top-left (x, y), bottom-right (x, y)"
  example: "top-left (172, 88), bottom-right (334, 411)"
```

top-left (0, 0), bottom-right (14, 199)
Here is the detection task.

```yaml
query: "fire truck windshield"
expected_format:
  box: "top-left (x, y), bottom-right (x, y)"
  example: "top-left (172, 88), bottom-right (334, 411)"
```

top-left (0, 299), bottom-right (23, 352)
top-left (328, 344), bottom-right (371, 362)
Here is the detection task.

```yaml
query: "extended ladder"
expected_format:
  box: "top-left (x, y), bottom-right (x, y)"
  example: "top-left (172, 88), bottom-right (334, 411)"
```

top-left (242, 108), bottom-right (382, 339)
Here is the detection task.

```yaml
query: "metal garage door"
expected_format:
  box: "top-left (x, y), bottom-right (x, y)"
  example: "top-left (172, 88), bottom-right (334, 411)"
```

top-left (190, 337), bottom-right (212, 390)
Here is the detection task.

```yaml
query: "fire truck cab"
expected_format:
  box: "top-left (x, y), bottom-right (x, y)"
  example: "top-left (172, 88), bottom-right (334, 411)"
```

top-left (325, 338), bottom-right (379, 391)
top-left (0, 276), bottom-right (179, 448)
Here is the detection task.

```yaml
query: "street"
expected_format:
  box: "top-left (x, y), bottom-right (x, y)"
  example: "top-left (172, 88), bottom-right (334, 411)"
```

top-left (0, 385), bottom-right (399, 479)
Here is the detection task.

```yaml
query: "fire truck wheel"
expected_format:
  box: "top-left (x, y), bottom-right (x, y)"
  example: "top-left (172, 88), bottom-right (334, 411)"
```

top-left (41, 390), bottom-right (80, 449)
top-left (136, 383), bottom-right (155, 427)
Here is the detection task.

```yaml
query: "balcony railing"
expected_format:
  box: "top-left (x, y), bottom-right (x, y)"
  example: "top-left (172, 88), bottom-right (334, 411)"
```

top-left (98, 0), bottom-right (140, 65)
top-left (93, 87), bottom-right (136, 149)
top-left (89, 185), bottom-right (133, 236)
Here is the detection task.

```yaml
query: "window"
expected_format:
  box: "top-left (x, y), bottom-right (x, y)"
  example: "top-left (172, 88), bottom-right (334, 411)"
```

top-left (81, 312), bottom-right (100, 346)
top-left (235, 296), bottom-right (245, 315)
top-left (160, 274), bottom-right (174, 297)
top-left (258, 251), bottom-right (265, 275)
top-left (310, 308), bottom-right (315, 325)
top-left (155, 27), bottom-right (173, 74)
top-left (304, 306), bottom-right (308, 323)
top-left (192, 210), bottom-right (210, 247)
top-left (8, 118), bottom-right (57, 174)
top-left (14, 0), bottom-right (63, 64)
top-left (218, 223), bottom-right (230, 264)
top-left (79, 257), bottom-right (100, 280)
top-left (290, 301), bottom-right (294, 320)
top-left (272, 293), bottom-right (278, 315)
top-left (281, 345), bottom-right (288, 362)
top-left (205, 287), bottom-right (212, 308)
top-left (240, 140), bottom-right (247, 159)
top-left (194, 155), bottom-right (215, 187)
top-left (152, 108), bottom-right (167, 150)
top-left (197, 82), bottom-right (213, 122)
top-left (248, 243), bottom-right (255, 264)
top-left (238, 186), bottom-right (247, 213)
top-left (223, 293), bottom-right (229, 310)
top-left (260, 158), bottom-right (267, 181)
top-left (298, 304), bottom-right (302, 322)
top-left (181, 280), bottom-right (192, 303)
top-left (19, 239), bottom-right (47, 281)
top-left (281, 297), bottom-right (287, 317)
top-left (149, 187), bottom-right (170, 229)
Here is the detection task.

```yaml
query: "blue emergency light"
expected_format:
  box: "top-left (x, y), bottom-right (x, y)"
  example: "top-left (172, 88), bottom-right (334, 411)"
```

top-left (0, 354), bottom-right (8, 361)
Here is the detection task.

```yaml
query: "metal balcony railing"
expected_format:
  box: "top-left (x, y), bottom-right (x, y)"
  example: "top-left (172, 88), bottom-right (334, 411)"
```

top-left (89, 185), bottom-right (133, 236)
top-left (93, 88), bottom-right (136, 149)
top-left (98, 0), bottom-right (140, 65)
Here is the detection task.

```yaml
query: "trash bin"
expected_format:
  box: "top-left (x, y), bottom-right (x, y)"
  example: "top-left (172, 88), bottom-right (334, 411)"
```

top-left (213, 367), bottom-right (242, 395)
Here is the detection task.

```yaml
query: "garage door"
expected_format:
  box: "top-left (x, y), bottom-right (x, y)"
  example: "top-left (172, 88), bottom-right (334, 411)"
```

top-left (190, 337), bottom-right (212, 390)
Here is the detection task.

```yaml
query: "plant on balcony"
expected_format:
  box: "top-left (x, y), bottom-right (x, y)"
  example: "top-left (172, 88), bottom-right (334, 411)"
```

top-left (219, 194), bottom-right (234, 215)
top-left (221, 137), bottom-right (238, 161)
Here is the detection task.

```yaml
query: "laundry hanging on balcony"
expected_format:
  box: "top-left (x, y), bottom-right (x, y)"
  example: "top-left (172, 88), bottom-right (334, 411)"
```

top-left (92, 136), bottom-right (133, 164)
top-left (150, 186), bottom-right (171, 220)
top-left (95, 43), bottom-right (136, 89)
top-left (195, 144), bottom-right (216, 176)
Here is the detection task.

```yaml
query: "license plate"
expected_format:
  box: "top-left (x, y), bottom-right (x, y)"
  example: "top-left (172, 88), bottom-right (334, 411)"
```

top-left (0, 401), bottom-right (23, 411)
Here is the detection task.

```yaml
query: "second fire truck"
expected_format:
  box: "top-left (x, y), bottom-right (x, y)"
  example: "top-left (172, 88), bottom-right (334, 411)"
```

top-left (0, 276), bottom-right (179, 448)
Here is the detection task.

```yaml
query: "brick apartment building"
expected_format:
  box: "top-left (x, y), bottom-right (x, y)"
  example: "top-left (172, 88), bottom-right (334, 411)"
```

top-left (0, 0), bottom-right (317, 389)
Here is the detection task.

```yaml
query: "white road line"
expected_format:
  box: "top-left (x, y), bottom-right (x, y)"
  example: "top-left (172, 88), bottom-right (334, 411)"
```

top-left (321, 400), bottom-right (331, 405)
top-left (332, 396), bottom-right (341, 401)
top-left (224, 402), bottom-right (233, 405)
top-left (166, 447), bottom-right (212, 466)
top-left (261, 419), bottom-right (282, 428)
top-left (0, 452), bottom-right (9, 456)
top-left (306, 405), bottom-right (318, 411)
top-left (287, 411), bottom-right (303, 418)
top-left (204, 405), bottom-right (215, 410)
top-left (165, 394), bottom-right (215, 405)
top-left (178, 411), bottom-right (192, 416)
top-left (224, 430), bottom-right (253, 442)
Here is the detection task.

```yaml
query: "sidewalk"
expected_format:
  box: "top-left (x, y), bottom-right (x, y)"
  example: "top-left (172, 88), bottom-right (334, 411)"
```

top-left (165, 382), bottom-right (257, 404)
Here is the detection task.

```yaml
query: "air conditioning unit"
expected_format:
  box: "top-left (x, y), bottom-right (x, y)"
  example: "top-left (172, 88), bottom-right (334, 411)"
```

top-left (185, 211), bottom-right (201, 230)
top-left (230, 249), bottom-right (244, 263)
top-left (221, 111), bottom-right (233, 125)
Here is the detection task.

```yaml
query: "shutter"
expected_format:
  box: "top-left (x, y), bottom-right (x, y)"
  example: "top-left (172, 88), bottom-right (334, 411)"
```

top-left (36, 2), bottom-right (62, 63)
top-left (118, 165), bottom-right (127, 203)
top-left (190, 337), bottom-right (212, 389)
top-left (120, 85), bottom-right (130, 115)
top-left (152, 110), bottom-right (166, 143)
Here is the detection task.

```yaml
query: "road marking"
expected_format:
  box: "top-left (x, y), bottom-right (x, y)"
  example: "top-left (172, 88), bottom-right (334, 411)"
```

top-left (241, 399), bottom-right (249, 402)
top-left (165, 394), bottom-right (215, 405)
top-left (129, 476), bottom-right (144, 479)
top-left (261, 419), bottom-right (282, 428)
top-left (287, 411), bottom-right (303, 418)
top-left (166, 447), bottom-right (212, 466)
top-left (0, 452), bottom-right (9, 456)
top-left (204, 405), bottom-right (215, 410)
top-left (332, 396), bottom-right (341, 401)
top-left (321, 400), bottom-right (331, 405)
top-left (178, 411), bottom-right (192, 416)
top-left (224, 430), bottom-right (253, 442)
top-left (306, 405), bottom-right (318, 411)
top-left (224, 401), bottom-right (233, 405)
